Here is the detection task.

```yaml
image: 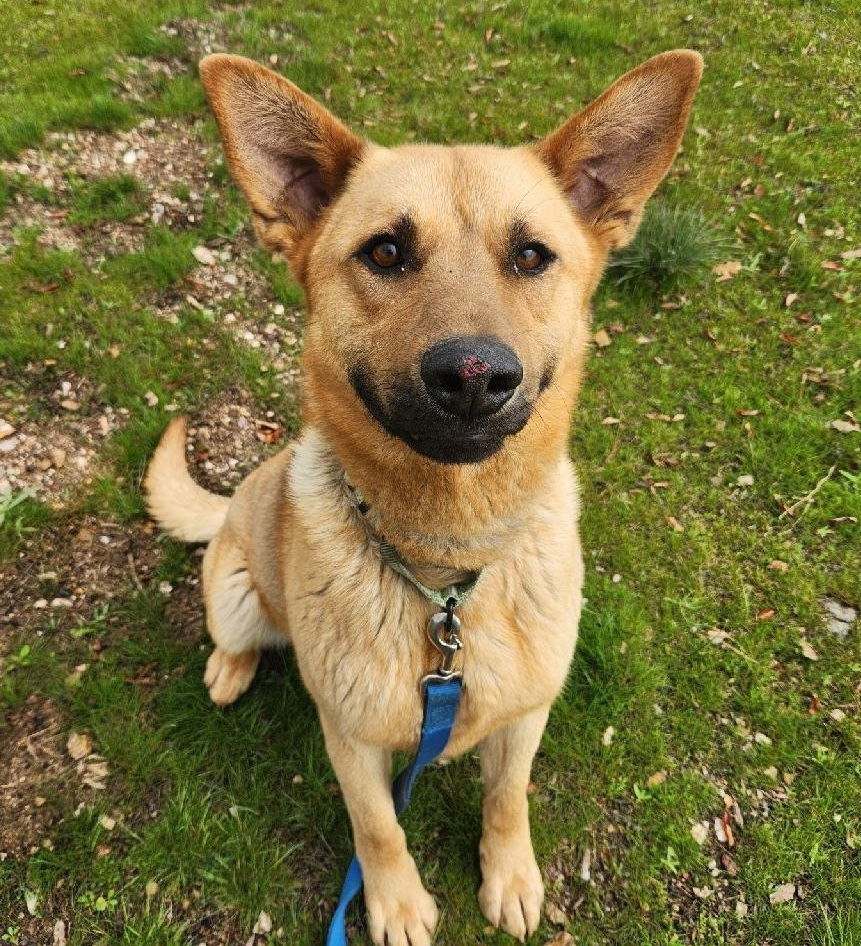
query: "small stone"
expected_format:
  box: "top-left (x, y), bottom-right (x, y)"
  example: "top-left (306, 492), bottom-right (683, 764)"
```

top-left (34, 598), bottom-right (48, 609)
top-left (273, 303), bottom-right (285, 315)
top-left (545, 902), bottom-right (568, 926)
top-left (646, 770), bottom-right (667, 787)
top-left (824, 599), bottom-right (856, 624)
top-left (122, 149), bottom-right (137, 165)
top-left (192, 245), bottom-right (217, 266)
top-left (51, 597), bottom-right (73, 608)
top-left (99, 814), bottom-right (116, 831)
top-left (829, 708), bottom-right (846, 722)
top-left (736, 900), bottom-right (748, 918)
top-left (60, 399), bottom-right (80, 411)
top-left (691, 821), bottom-right (709, 845)
top-left (292, 774), bottom-right (304, 784)
top-left (144, 391), bottom-right (159, 407)
top-left (602, 725), bottom-right (615, 746)
top-left (736, 474), bottom-right (754, 486)
top-left (0, 419), bottom-right (15, 439)
top-left (158, 581), bottom-right (173, 596)
top-left (593, 328), bottom-right (611, 348)
top-left (252, 911), bottom-right (273, 935)
top-left (768, 559), bottom-right (789, 572)
top-left (50, 447), bottom-right (67, 468)
top-left (754, 732), bottom-right (772, 746)
top-left (145, 880), bottom-right (158, 897)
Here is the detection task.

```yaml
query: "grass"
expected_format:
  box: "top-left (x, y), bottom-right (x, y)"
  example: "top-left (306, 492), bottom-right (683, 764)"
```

top-left (1, 1), bottom-right (859, 944)
top-left (607, 203), bottom-right (725, 289)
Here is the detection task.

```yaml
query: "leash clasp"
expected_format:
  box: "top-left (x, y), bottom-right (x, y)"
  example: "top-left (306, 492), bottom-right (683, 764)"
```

top-left (423, 597), bottom-right (462, 687)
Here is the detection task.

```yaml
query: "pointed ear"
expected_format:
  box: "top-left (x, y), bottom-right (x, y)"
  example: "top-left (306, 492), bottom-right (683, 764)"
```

top-left (535, 50), bottom-right (703, 250)
top-left (199, 54), bottom-right (365, 256)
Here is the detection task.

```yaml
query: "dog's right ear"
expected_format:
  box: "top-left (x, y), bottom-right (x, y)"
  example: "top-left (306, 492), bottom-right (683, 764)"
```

top-left (199, 54), bottom-right (365, 256)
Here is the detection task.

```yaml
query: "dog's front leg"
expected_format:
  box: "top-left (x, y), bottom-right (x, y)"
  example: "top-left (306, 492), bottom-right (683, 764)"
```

top-left (478, 705), bottom-right (550, 941)
top-left (319, 711), bottom-right (438, 946)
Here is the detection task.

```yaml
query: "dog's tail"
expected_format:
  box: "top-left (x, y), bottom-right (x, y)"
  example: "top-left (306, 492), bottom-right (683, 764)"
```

top-left (144, 417), bottom-right (229, 543)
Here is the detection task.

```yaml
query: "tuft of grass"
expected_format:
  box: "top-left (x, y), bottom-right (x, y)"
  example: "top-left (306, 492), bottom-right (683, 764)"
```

top-left (67, 173), bottom-right (148, 225)
top-left (606, 203), bottom-right (726, 290)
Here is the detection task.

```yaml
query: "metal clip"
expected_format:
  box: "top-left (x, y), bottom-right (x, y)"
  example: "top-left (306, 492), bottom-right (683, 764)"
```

top-left (424, 599), bottom-right (463, 686)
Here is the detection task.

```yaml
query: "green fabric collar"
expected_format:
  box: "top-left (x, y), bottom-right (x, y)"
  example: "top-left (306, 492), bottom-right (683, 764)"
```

top-left (347, 483), bottom-right (482, 608)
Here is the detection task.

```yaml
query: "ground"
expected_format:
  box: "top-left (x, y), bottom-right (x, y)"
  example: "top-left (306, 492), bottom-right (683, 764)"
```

top-left (1, 1), bottom-right (859, 944)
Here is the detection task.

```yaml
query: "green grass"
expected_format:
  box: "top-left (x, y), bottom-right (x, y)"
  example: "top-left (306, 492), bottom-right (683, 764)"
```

top-left (1, 0), bottom-right (860, 944)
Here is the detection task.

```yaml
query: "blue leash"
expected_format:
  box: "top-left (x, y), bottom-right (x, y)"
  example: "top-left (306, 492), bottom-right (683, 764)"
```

top-left (325, 677), bottom-right (463, 946)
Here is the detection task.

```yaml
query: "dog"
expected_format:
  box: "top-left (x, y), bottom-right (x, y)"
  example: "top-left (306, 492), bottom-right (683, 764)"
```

top-left (145, 50), bottom-right (702, 944)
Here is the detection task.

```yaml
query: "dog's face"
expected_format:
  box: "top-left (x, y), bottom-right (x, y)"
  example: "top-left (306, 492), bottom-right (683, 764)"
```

top-left (201, 52), bottom-right (701, 486)
top-left (301, 143), bottom-right (600, 464)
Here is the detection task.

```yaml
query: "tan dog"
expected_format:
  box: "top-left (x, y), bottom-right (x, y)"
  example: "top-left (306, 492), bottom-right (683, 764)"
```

top-left (146, 50), bottom-right (701, 944)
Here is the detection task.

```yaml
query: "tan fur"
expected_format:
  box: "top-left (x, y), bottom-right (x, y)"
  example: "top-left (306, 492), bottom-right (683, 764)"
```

top-left (148, 50), bottom-right (702, 943)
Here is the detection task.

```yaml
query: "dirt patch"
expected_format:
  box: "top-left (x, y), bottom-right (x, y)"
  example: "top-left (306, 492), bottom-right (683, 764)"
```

top-left (0, 117), bottom-right (216, 265)
top-left (0, 374), bottom-right (126, 506)
top-left (0, 513), bottom-right (162, 654)
top-left (0, 696), bottom-right (68, 860)
top-left (183, 386), bottom-right (289, 493)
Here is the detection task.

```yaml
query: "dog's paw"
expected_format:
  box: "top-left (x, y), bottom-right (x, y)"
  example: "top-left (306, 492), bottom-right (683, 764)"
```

top-left (478, 839), bottom-right (544, 942)
top-left (204, 648), bottom-right (260, 706)
top-left (364, 862), bottom-right (438, 946)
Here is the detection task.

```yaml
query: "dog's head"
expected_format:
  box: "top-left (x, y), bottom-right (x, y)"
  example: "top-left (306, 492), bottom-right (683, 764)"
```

top-left (201, 52), bottom-right (700, 540)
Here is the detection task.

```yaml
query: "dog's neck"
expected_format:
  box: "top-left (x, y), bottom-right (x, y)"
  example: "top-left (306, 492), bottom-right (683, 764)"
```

top-left (292, 426), bottom-right (557, 583)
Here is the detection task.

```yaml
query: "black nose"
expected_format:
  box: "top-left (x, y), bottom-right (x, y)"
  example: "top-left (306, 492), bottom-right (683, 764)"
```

top-left (420, 336), bottom-right (523, 422)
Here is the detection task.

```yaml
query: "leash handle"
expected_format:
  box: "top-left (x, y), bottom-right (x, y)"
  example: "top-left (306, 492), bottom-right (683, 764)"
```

top-left (325, 678), bottom-right (463, 946)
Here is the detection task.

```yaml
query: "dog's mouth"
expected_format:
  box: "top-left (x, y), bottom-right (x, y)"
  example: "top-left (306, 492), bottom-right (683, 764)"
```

top-left (349, 366), bottom-right (535, 464)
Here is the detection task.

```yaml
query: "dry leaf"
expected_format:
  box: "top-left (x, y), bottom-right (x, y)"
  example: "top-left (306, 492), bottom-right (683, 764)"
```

top-left (601, 416), bottom-right (621, 425)
top-left (145, 881), bottom-right (158, 897)
top-left (0, 419), bottom-right (15, 440)
top-left (67, 732), bottom-right (93, 760)
top-left (666, 516), bottom-right (684, 532)
top-left (545, 902), bottom-right (568, 926)
top-left (839, 247), bottom-right (861, 260)
top-left (800, 640), bottom-right (819, 661)
top-left (52, 920), bottom-right (67, 946)
top-left (757, 608), bottom-right (775, 621)
top-left (579, 845), bottom-right (592, 881)
top-left (706, 628), bottom-right (731, 645)
top-left (768, 560), bottom-right (789, 572)
top-left (544, 933), bottom-right (574, 946)
top-left (820, 260), bottom-right (842, 271)
top-left (769, 882), bottom-right (796, 905)
top-left (830, 419), bottom-right (859, 433)
top-left (646, 770), bottom-right (667, 787)
top-left (712, 260), bottom-right (742, 281)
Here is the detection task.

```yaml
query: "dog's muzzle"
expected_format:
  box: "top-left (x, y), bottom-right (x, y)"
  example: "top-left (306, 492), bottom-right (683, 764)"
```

top-left (349, 335), bottom-right (534, 464)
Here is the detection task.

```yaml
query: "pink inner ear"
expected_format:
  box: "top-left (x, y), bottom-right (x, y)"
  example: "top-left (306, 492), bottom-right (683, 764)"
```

top-left (269, 151), bottom-right (329, 219)
top-left (285, 158), bottom-right (329, 216)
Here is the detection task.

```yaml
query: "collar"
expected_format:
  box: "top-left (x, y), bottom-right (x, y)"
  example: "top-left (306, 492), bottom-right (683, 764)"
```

top-left (345, 482), bottom-right (482, 608)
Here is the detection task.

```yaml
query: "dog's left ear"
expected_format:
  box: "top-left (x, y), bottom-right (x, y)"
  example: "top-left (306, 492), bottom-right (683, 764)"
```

top-left (199, 54), bottom-right (365, 256)
top-left (536, 50), bottom-right (703, 250)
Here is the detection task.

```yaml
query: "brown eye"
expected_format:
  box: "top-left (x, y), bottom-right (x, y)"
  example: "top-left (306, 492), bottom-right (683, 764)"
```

top-left (370, 241), bottom-right (401, 269)
top-left (514, 242), bottom-right (553, 275)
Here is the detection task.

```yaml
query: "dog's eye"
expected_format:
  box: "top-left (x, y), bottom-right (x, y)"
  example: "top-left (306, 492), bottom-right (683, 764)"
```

top-left (371, 241), bottom-right (401, 268)
top-left (514, 243), bottom-right (554, 275)
top-left (358, 237), bottom-right (405, 274)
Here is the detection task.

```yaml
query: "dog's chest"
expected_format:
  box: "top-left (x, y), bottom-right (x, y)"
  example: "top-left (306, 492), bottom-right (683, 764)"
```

top-left (287, 539), bottom-right (582, 754)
